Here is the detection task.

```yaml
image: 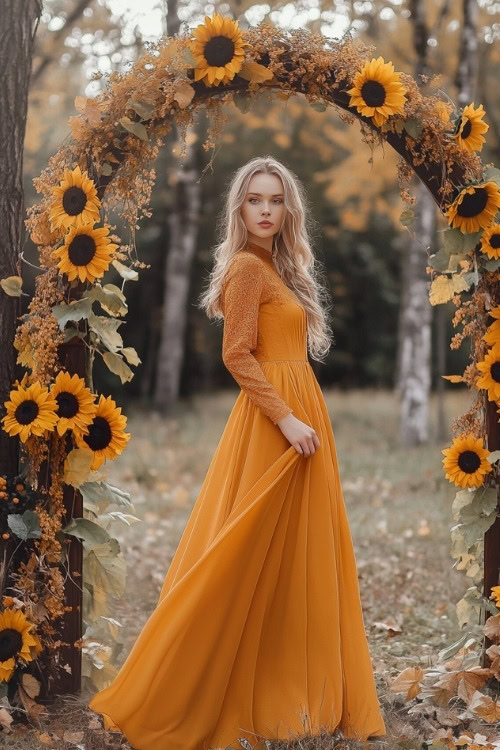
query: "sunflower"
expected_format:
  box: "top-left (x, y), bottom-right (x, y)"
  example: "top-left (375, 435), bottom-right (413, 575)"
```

top-left (51, 223), bottom-right (118, 283)
top-left (50, 372), bottom-right (97, 437)
top-left (190, 14), bottom-right (248, 87)
top-left (444, 181), bottom-right (500, 234)
top-left (2, 381), bottom-right (58, 443)
top-left (346, 56), bottom-right (407, 128)
top-left (0, 608), bottom-right (39, 682)
top-left (475, 342), bottom-right (500, 401)
top-left (49, 165), bottom-right (101, 232)
top-left (454, 103), bottom-right (489, 154)
top-left (491, 586), bottom-right (500, 605)
top-left (478, 222), bottom-right (500, 260)
top-left (482, 304), bottom-right (500, 347)
top-left (441, 433), bottom-right (493, 489)
top-left (74, 394), bottom-right (130, 470)
top-left (483, 322), bottom-right (500, 347)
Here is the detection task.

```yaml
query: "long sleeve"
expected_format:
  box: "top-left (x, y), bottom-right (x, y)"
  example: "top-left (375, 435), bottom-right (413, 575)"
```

top-left (221, 254), bottom-right (293, 425)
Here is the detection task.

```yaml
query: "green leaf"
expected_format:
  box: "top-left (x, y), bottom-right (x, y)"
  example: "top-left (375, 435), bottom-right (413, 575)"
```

top-left (84, 539), bottom-right (126, 598)
top-left (118, 116), bottom-right (148, 141)
top-left (85, 284), bottom-right (128, 317)
top-left (126, 98), bottom-right (156, 120)
top-left (487, 450), bottom-right (500, 464)
top-left (7, 510), bottom-right (42, 541)
top-left (62, 325), bottom-right (86, 343)
top-left (462, 269), bottom-right (479, 288)
top-left (482, 257), bottom-right (500, 271)
top-left (461, 230), bottom-right (483, 252)
top-left (101, 163), bottom-right (113, 176)
top-left (80, 481), bottom-right (133, 510)
top-left (232, 93), bottom-right (251, 114)
top-left (62, 517), bottom-right (110, 548)
top-left (88, 313), bottom-right (124, 353)
top-left (102, 352), bottom-right (134, 383)
top-left (429, 248), bottom-right (456, 272)
top-left (0, 275), bottom-right (23, 296)
top-left (182, 46), bottom-right (198, 67)
top-left (442, 227), bottom-right (482, 255)
top-left (310, 102), bottom-right (327, 112)
top-left (100, 511), bottom-right (141, 526)
top-left (437, 631), bottom-right (477, 662)
top-left (404, 117), bottom-right (424, 139)
top-left (442, 228), bottom-right (465, 255)
top-left (456, 509), bottom-right (497, 547)
top-left (452, 488), bottom-right (476, 520)
top-left (52, 297), bottom-right (92, 329)
top-left (399, 209), bottom-right (415, 227)
top-left (111, 259), bottom-right (138, 281)
top-left (484, 166), bottom-right (500, 186)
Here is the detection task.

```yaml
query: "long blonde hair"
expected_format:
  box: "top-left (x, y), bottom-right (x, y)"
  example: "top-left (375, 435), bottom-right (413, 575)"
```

top-left (198, 155), bottom-right (334, 362)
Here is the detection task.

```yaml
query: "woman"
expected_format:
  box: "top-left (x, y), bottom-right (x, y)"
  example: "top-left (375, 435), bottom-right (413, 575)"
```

top-left (88, 156), bottom-right (387, 749)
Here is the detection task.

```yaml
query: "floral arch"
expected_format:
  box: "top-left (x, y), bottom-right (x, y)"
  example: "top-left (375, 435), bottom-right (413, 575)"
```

top-left (1, 12), bottom-right (500, 733)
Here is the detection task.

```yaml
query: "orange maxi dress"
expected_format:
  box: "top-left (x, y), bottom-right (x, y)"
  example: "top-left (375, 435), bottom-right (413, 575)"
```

top-left (88, 239), bottom-right (387, 749)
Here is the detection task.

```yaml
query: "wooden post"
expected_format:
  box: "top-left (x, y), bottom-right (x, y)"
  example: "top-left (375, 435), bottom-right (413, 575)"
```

top-left (41, 294), bottom-right (87, 699)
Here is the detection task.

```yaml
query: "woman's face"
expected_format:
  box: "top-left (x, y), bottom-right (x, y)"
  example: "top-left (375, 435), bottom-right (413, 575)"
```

top-left (240, 172), bottom-right (285, 246)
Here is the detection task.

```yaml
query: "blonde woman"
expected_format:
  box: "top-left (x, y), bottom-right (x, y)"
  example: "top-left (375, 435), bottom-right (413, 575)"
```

top-left (88, 156), bottom-right (386, 749)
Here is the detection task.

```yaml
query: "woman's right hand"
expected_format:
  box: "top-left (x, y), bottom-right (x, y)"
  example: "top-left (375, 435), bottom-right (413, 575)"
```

top-left (277, 413), bottom-right (320, 456)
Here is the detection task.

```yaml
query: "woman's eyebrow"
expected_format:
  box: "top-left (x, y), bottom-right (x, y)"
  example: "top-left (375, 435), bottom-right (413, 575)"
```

top-left (247, 192), bottom-right (284, 196)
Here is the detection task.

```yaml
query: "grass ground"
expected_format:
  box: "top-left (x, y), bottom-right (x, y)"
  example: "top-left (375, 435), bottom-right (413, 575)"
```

top-left (1, 387), bottom-right (476, 749)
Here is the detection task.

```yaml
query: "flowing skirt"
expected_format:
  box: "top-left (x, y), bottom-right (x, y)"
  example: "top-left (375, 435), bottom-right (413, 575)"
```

top-left (88, 361), bottom-right (386, 749)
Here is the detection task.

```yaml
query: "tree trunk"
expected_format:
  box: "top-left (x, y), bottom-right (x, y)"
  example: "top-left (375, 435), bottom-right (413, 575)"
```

top-left (0, 0), bottom-right (41, 474)
top-left (153, 0), bottom-right (202, 412)
top-left (396, 179), bottom-right (435, 444)
top-left (396, 0), bottom-right (435, 446)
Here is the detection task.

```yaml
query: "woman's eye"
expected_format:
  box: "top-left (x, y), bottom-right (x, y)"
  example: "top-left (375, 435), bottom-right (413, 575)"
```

top-left (249, 198), bottom-right (282, 203)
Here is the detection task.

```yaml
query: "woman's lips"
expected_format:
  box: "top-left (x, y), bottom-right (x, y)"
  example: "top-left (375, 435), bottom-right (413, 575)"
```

top-left (258, 222), bottom-right (272, 226)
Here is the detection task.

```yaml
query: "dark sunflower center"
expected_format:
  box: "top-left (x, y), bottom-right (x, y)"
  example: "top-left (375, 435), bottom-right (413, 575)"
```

top-left (457, 187), bottom-right (488, 218)
top-left (82, 416), bottom-right (112, 451)
top-left (203, 36), bottom-right (235, 67)
top-left (457, 450), bottom-right (481, 473)
top-left (490, 362), bottom-right (500, 382)
top-left (461, 118), bottom-right (472, 139)
top-left (68, 234), bottom-right (96, 266)
top-left (56, 392), bottom-right (79, 419)
top-left (361, 80), bottom-right (386, 107)
top-left (14, 400), bottom-right (39, 425)
top-left (62, 186), bottom-right (87, 216)
top-left (0, 628), bottom-right (23, 661)
top-left (489, 233), bottom-right (500, 249)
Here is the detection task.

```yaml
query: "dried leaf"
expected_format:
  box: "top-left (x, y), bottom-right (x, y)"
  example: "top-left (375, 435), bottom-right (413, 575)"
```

top-left (238, 61), bottom-right (273, 82)
top-left (173, 81), bottom-right (195, 108)
top-left (0, 275), bottom-right (23, 296)
top-left (389, 666), bottom-right (425, 701)
top-left (118, 116), bottom-right (148, 141)
top-left (429, 274), bottom-right (469, 306)
top-left (112, 259), bottom-right (139, 280)
top-left (102, 351), bottom-right (134, 383)
top-left (120, 347), bottom-right (141, 366)
top-left (63, 448), bottom-right (94, 488)
top-left (22, 673), bottom-right (41, 699)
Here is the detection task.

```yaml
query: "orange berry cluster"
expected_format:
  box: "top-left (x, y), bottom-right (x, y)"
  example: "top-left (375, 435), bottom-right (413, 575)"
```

top-left (0, 475), bottom-right (38, 542)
